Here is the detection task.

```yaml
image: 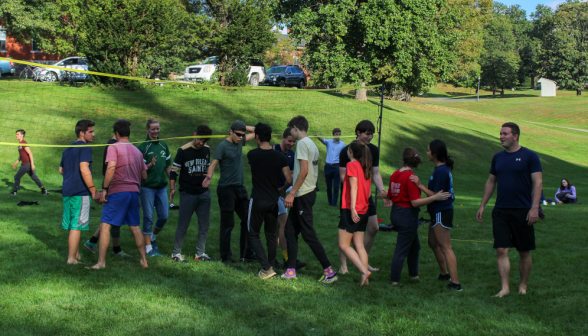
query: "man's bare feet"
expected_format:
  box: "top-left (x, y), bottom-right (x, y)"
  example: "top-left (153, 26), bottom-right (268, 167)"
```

top-left (368, 265), bottom-right (379, 272)
top-left (67, 259), bottom-right (80, 265)
top-left (90, 263), bottom-right (105, 270)
top-left (360, 271), bottom-right (372, 287)
top-left (492, 289), bottom-right (510, 298)
top-left (518, 286), bottom-right (527, 295)
top-left (338, 268), bottom-right (348, 275)
top-left (140, 259), bottom-right (149, 268)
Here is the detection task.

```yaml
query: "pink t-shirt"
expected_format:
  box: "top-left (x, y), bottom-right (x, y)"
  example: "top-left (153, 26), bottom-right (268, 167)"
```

top-left (105, 140), bottom-right (148, 194)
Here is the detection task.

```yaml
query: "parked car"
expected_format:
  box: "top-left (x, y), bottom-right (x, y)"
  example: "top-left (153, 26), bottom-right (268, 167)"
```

top-left (0, 58), bottom-right (15, 77)
top-left (38, 57), bottom-right (90, 82)
top-left (263, 65), bottom-right (306, 89)
top-left (183, 56), bottom-right (266, 86)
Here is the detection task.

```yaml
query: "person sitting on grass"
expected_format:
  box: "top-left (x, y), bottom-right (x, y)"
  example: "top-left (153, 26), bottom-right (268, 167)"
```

top-left (555, 178), bottom-right (577, 204)
top-left (338, 140), bottom-right (373, 287)
top-left (377, 147), bottom-right (451, 286)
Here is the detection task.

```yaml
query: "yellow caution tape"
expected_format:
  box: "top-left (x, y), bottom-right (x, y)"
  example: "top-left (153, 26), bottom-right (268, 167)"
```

top-left (0, 134), bottom-right (362, 147)
top-left (0, 56), bottom-right (381, 92)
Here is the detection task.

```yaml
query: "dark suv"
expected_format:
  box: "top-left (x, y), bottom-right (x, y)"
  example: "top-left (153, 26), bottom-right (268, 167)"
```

top-left (263, 65), bottom-right (306, 88)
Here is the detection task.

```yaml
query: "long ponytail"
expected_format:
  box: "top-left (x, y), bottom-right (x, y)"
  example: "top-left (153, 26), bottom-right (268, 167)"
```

top-left (349, 140), bottom-right (372, 180)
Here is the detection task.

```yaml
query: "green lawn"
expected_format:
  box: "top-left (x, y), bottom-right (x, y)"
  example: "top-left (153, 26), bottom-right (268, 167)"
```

top-left (1, 79), bottom-right (587, 335)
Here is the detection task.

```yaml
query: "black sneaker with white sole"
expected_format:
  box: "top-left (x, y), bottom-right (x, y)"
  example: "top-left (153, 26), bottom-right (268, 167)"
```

top-left (447, 282), bottom-right (463, 291)
top-left (438, 273), bottom-right (451, 281)
top-left (171, 254), bottom-right (189, 264)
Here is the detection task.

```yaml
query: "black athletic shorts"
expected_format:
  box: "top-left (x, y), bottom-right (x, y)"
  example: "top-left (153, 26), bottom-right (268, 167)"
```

top-left (430, 209), bottom-right (454, 229)
top-left (338, 209), bottom-right (368, 233)
top-left (368, 196), bottom-right (376, 217)
top-left (492, 207), bottom-right (535, 251)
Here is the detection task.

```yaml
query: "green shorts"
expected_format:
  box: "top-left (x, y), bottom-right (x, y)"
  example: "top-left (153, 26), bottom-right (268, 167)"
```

top-left (62, 196), bottom-right (91, 231)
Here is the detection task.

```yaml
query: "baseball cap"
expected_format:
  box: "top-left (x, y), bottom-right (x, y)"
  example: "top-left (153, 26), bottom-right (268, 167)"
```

top-left (231, 121), bottom-right (246, 132)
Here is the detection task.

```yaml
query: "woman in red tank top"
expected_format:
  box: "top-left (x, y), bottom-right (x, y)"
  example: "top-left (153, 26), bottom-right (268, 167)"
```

top-left (338, 140), bottom-right (373, 286)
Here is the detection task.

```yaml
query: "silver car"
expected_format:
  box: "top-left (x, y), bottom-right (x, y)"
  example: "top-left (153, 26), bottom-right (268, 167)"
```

top-left (38, 57), bottom-right (90, 82)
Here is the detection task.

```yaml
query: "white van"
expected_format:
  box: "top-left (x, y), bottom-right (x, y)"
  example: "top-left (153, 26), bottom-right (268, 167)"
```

top-left (184, 56), bottom-right (266, 86)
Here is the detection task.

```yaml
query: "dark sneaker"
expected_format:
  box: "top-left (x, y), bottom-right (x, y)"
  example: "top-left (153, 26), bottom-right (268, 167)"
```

top-left (447, 282), bottom-right (463, 291)
top-left (7, 191), bottom-right (17, 196)
top-left (84, 240), bottom-right (99, 254)
top-left (171, 254), bottom-right (188, 264)
top-left (538, 206), bottom-right (545, 219)
top-left (295, 260), bottom-right (307, 270)
top-left (195, 253), bottom-right (214, 261)
top-left (42, 189), bottom-right (49, 195)
top-left (319, 273), bottom-right (338, 284)
top-left (222, 259), bottom-right (236, 264)
top-left (240, 256), bottom-right (258, 262)
top-left (258, 267), bottom-right (277, 280)
top-left (438, 273), bottom-right (451, 281)
top-left (150, 240), bottom-right (159, 253)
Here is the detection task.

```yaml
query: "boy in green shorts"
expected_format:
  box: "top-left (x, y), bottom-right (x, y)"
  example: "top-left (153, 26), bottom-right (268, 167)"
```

top-left (59, 120), bottom-right (100, 264)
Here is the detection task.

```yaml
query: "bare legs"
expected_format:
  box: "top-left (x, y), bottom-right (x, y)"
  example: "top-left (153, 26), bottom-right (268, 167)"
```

top-left (338, 229), bottom-right (371, 286)
top-left (428, 225), bottom-right (459, 283)
top-left (340, 215), bottom-right (379, 273)
top-left (493, 248), bottom-right (531, 297)
top-left (92, 223), bottom-right (148, 269)
top-left (278, 214), bottom-right (288, 252)
top-left (67, 230), bottom-right (82, 264)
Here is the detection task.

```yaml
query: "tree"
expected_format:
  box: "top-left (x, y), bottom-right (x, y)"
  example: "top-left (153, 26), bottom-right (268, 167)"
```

top-left (279, 0), bottom-right (464, 101)
top-left (480, 4), bottom-right (520, 95)
top-left (0, 0), bottom-right (57, 49)
top-left (263, 30), bottom-right (297, 67)
top-left (541, 1), bottom-right (588, 95)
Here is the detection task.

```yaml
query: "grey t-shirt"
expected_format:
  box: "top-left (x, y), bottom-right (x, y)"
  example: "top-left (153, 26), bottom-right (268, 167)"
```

top-left (213, 136), bottom-right (246, 187)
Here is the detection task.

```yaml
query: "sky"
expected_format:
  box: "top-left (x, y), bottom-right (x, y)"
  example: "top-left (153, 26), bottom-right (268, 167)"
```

top-left (498, 0), bottom-right (565, 16)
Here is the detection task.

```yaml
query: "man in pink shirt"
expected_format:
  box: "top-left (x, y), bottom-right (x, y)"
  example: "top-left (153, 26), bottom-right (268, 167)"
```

top-left (92, 119), bottom-right (149, 269)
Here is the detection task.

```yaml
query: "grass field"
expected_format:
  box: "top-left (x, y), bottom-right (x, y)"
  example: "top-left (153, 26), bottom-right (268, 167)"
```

top-left (0, 79), bottom-right (587, 335)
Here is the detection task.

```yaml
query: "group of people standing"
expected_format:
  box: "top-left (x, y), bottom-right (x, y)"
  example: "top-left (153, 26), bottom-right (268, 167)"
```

top-left (18, 114), bottom-right (546, 295)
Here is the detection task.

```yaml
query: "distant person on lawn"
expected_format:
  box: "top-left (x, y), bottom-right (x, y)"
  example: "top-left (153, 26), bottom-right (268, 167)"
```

top-left (476, 122), bottom-right (542, 297)
top-left (59, 120), bottom-right (98, 264)
top-left (203, 120), bottom-right (257, 263)
top-left (137, 118), bottom-right (171, 257)
top-left (10, 129), bottom-right (48, 196)
top-left (555, 178), bottom-right (577, 204)
top-left (315, 128), bottom-right (346, 206)
top-left (92, 119), bottom-right (149, 269)
top-left (169, 125), bottom-right (215, 263)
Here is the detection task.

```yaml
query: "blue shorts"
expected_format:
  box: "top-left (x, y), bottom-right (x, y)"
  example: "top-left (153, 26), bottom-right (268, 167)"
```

top-left (101, 192), bottom-right (141, 227)
top-left (277, 196), bottom-right (287, 216)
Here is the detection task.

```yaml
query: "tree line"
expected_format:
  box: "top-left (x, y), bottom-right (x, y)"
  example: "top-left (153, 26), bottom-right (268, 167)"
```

top-left (1, 0), bottom-right (586, 98)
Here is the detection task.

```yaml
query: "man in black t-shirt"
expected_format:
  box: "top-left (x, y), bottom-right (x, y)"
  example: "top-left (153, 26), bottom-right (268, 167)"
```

top-left (273, 127), bottom-right (296, 265)
top-left (169, 125), bottom-right (214, 263)
top-left (477, 122), bottom-right (542, 298)
top-left (84, 136), bottom-right (128, 257)
top-left (338, 120), bottom-right (391, 273)
top-left (247, 123), bottom-right (292, 279)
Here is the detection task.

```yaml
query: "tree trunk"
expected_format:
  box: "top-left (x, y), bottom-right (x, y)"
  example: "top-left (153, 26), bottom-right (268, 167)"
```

top-left (577, 88), bottom-right (582, 96)
top-left (501, 88), bottom-right (504, 96)
top-left (355, 82), bottom-right (367, 102)
top-left (405, 92), bottom-right (412, 102)
top-left (493, 87), bottom-right (496, 96)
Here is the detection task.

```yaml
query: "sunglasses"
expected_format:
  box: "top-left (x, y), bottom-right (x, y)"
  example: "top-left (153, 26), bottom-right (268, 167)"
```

top-left (234, 132), bottom-right (245, 137)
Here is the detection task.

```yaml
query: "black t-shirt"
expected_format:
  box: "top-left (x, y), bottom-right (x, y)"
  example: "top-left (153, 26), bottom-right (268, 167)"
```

top-left (490, 147), bottom-right (542, 209)
top-left (273, 143), bottom-right (295, 188)
top-left (102, 138), bottom-right (118, 176)
top-left (247, 148), bottom-right (288, 202)
top-left (339, 142), bottom-right (380, 169)
top-left (170, 142), bottom-right (211, 195)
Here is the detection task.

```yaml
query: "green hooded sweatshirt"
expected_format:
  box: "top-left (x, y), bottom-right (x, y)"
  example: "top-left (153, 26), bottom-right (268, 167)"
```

top-left (136, 136), bottom-right (171, 189)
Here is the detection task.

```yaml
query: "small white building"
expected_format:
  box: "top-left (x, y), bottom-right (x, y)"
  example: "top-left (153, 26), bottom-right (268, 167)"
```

top-left (537, 77), bottom-right (557, 97)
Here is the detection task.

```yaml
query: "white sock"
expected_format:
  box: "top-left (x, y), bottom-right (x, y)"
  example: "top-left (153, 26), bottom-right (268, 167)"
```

top-left (146, 245), bottom-right (152, 253)
top-left (151, 233), bottom-right (158, 241)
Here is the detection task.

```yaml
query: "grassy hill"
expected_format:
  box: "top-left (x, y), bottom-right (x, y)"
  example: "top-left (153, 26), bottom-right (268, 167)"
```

top-left (1, 79), bottom-right (587, 335)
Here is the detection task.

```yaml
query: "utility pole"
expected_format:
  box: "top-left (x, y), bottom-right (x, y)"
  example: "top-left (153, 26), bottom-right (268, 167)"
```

top-left (477, 76), bottom-right (481, 102)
